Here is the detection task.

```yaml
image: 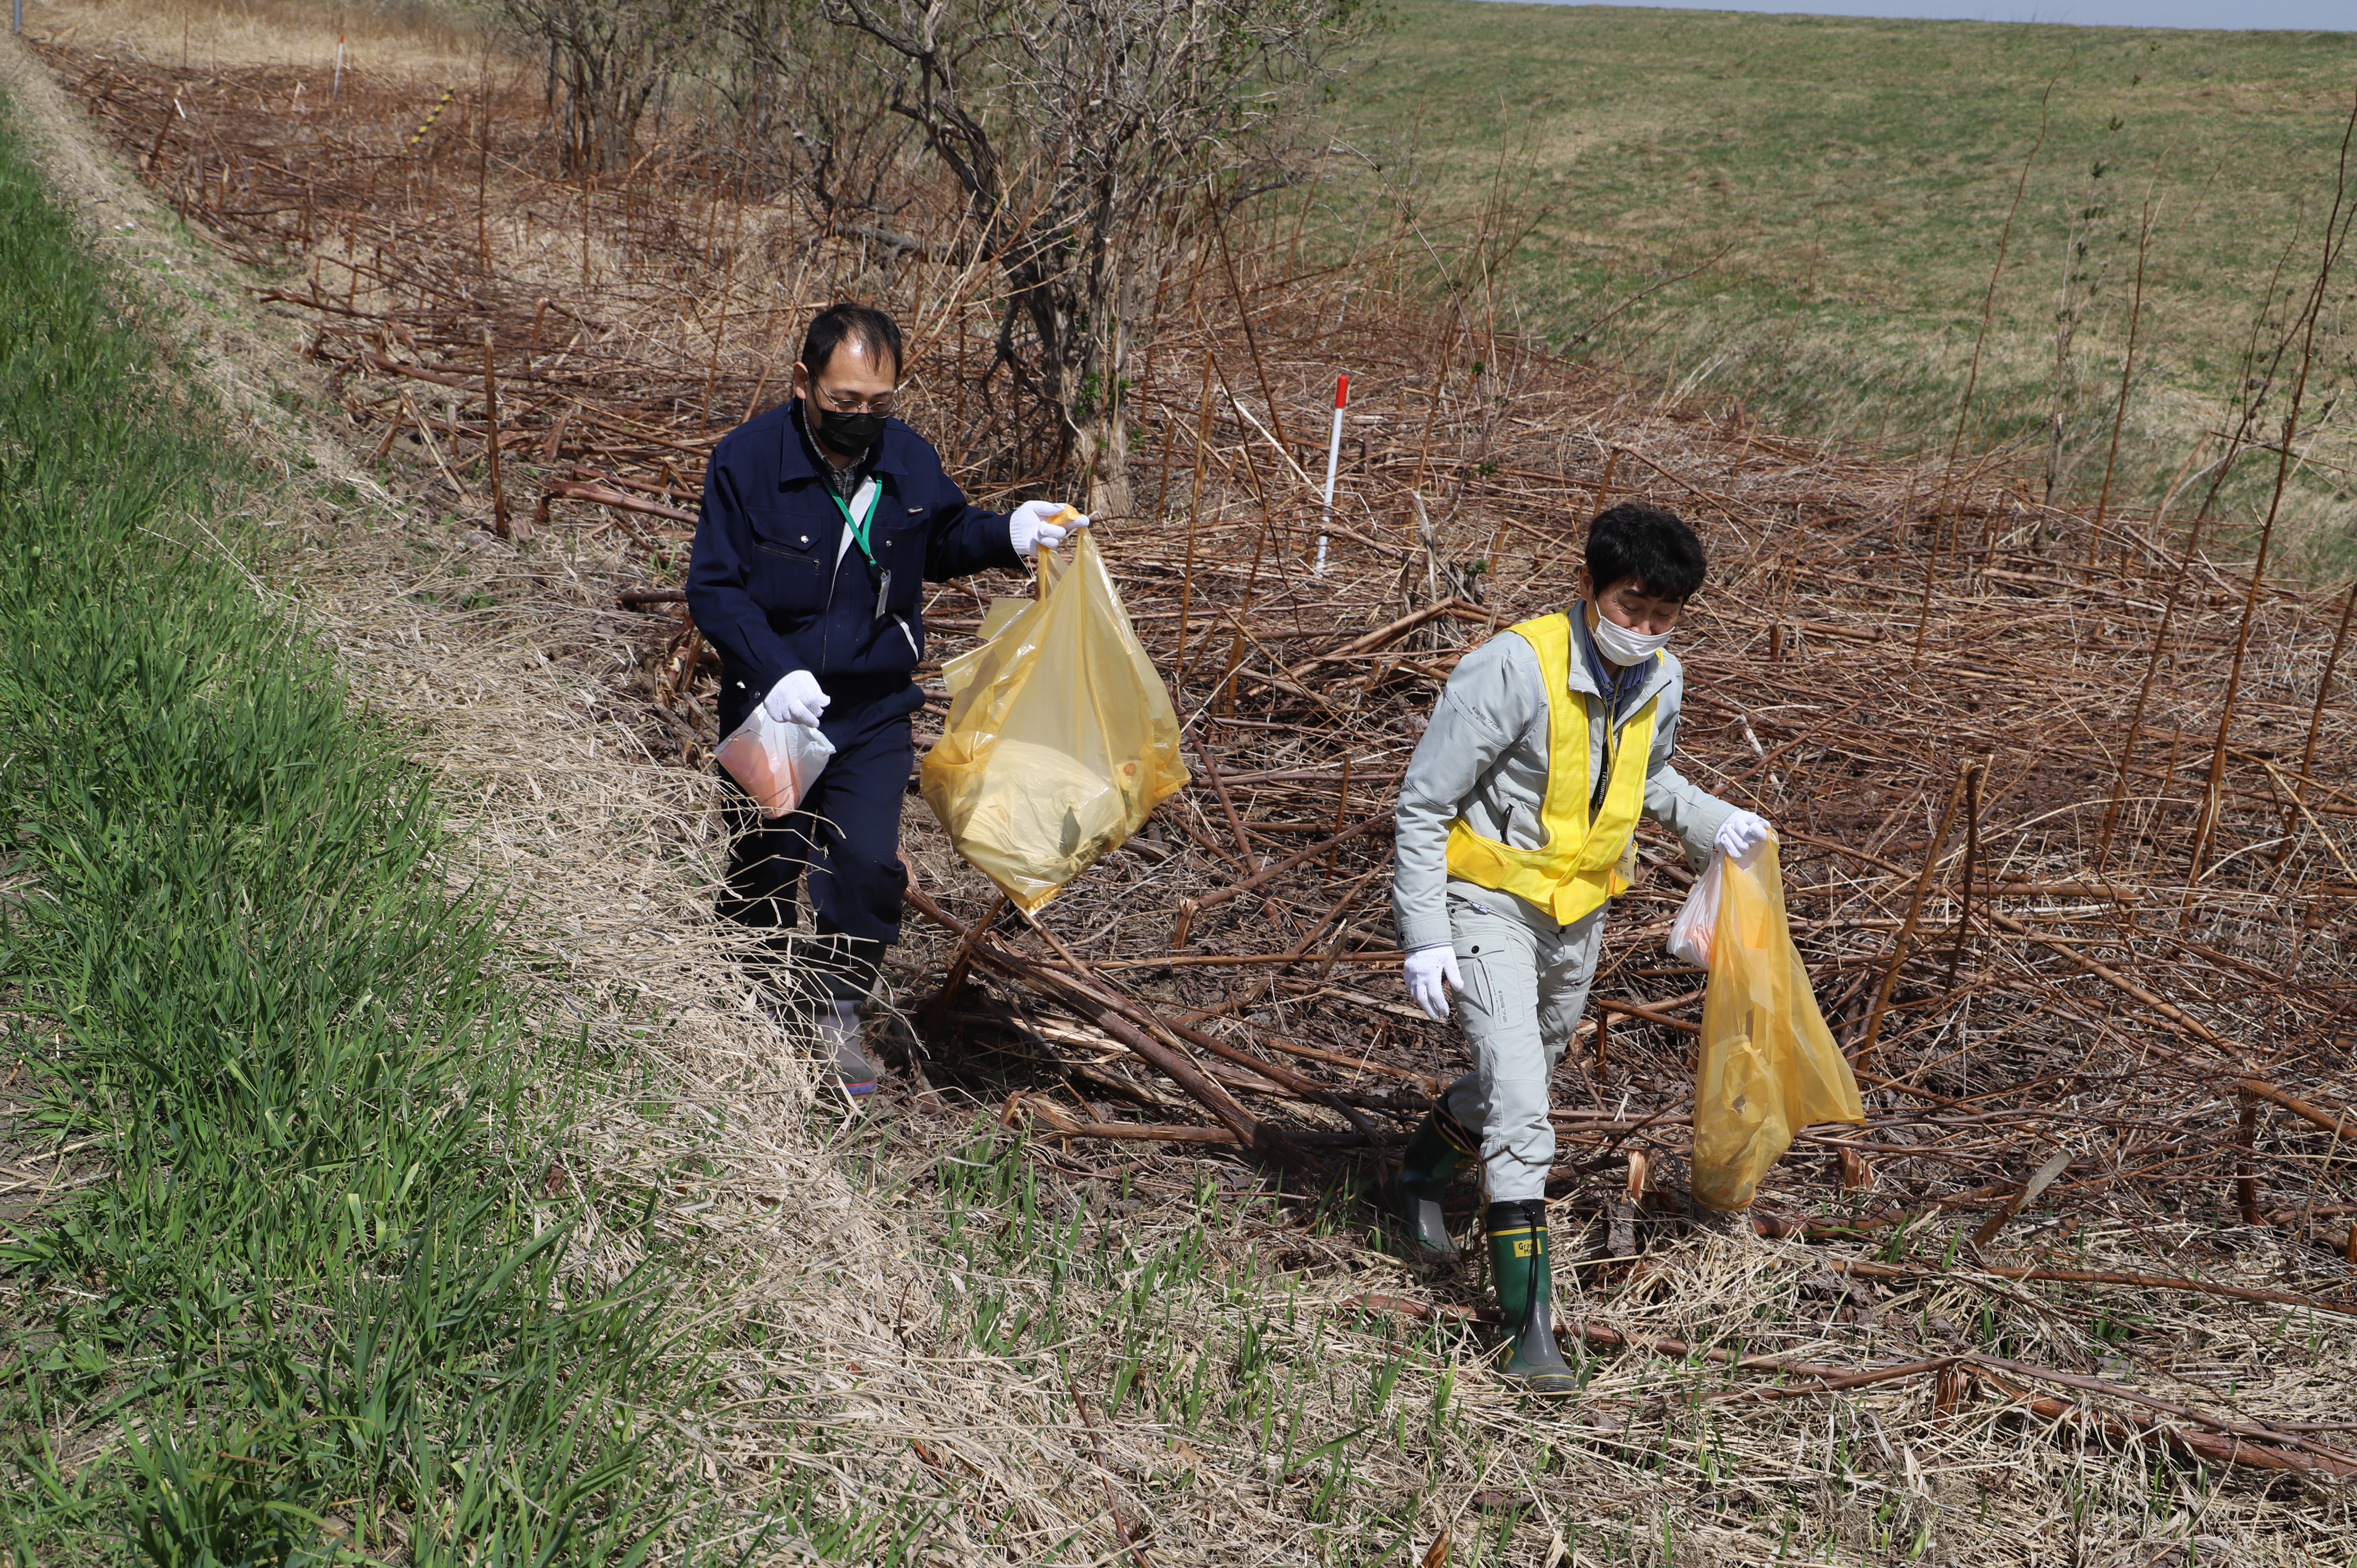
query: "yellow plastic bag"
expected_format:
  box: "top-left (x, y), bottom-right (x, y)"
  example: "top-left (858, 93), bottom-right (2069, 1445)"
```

top-left (1689, 840), bottom-right (1864, 1212)
top-left (920, 530), bottom-right (1190, 911)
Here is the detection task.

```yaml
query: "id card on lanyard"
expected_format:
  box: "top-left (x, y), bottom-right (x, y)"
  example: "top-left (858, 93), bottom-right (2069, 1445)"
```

top-left (827, 478), bottom-right (891, 620)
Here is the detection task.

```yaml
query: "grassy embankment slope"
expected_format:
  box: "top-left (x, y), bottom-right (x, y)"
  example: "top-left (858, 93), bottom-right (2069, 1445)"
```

top-left (1337, 3), bottom-right (2357, 569)
top-left (0, 95), bottom-right (707, 1561)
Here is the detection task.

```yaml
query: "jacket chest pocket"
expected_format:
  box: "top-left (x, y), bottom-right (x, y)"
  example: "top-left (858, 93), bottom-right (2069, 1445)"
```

top-left (872, 506), bottom-right (929, 617)
top-left (747, 510), bottom-right (829, 613)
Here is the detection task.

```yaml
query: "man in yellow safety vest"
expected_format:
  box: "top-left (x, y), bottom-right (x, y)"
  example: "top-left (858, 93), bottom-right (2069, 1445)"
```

top-left (1388, 502), bottom-right (1771, 1393)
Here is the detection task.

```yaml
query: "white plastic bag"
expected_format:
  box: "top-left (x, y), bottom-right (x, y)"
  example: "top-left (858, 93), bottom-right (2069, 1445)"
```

top-left (716, 705), bottom-right (836, 818)
top-left (1667, 852), bottom-right (1724, 966)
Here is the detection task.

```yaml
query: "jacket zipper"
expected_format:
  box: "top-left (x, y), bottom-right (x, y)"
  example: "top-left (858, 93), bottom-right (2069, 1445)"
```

top-left (818, 472), bottom-right (865, 670)
top-left (820, 477), bottom-right (911, 670)
top-left (1575, 662), bottom-right (1666, 813)
top-left (820, 533), bottom-right (843, 671)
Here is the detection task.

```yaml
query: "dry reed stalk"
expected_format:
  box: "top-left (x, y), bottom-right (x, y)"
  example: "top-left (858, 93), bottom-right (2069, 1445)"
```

top-left (2189, 101), bottom-right (2357, 890)
top-left (1943, 761), bottom-right (1984, 995)
top-left (2087, 156), bottom-right (2164, 573)
top-left (480, 325), bottom-right (510, 538)
top-left (1854, 768), bottom-right (1968, 1068)
top-left (1174, 350), bottom-right (1216, 672)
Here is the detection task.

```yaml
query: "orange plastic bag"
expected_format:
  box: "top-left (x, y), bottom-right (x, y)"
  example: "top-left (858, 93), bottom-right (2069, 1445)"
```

top-left (1689, 840), bottom-right (1865, 1212)
top-left (920, 530), bottom-right (1189, 911)
top-left (716, 706), bottom-right (836, 817)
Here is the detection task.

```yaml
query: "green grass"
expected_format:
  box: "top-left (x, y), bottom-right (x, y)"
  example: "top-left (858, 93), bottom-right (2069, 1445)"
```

top-left (0, 95), bottom-right (713, 1563)
top-left (1334, 3), bottom-right (2357, 570)
top-left (913, 1133), bottom-right (1474, 1561)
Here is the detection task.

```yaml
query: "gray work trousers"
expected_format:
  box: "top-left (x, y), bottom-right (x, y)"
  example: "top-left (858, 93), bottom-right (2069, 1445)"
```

top-left (1436, 879), bottom-right (1605, 1203)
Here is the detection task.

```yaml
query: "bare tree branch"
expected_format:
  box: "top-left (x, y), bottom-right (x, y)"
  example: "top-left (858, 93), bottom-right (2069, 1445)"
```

top-left (730, 0), bottom-right (1370, 512)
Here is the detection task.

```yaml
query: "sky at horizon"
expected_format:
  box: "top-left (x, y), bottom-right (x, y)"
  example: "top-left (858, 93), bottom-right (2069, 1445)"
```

top-left (1479, 0), bottom-right (2351, 29)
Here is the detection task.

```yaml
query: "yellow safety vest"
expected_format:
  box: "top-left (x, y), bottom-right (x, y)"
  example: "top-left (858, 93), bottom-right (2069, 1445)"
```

top-left (1444, 612), bottom-right (1660, 926)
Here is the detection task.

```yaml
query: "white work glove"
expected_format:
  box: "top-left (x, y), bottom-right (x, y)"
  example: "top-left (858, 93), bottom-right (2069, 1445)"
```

top-left (1009, 499), bottom-right (1090, 558)
top-left (1403, 944), bottom-right (1463, 1022)
top-left (763, 669), bottom-right (831, 727)
top-left (1715, 809), bottom-right (1773, 863)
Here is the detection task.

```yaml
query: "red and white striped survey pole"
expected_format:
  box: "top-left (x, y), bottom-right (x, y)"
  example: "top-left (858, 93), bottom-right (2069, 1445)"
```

top-left (1315, 373), bottom-right (1348, 577)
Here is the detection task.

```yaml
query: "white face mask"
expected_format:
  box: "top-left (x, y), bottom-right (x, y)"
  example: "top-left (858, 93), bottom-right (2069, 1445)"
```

top-left (1588, 604), bottom-right (1673, 666)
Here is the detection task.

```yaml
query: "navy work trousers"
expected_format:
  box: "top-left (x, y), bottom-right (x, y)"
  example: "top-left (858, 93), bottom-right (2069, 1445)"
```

top-left (720, 682), bottom-right (919, 1002)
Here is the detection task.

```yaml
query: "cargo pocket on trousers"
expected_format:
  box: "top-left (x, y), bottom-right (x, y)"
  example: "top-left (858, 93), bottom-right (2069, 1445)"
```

top-left (1455, 955), bottom-right (1497, 1021)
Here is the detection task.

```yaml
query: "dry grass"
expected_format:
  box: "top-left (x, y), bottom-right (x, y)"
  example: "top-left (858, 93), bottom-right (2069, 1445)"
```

top-left (8, 12), bottom-right (2357, 1565)
top-left (19, 0), bottom-right (482, 76)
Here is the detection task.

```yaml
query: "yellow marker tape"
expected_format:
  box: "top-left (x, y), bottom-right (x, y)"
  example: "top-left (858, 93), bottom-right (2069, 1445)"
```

top-left (406, 87), bottom-right (455, 148)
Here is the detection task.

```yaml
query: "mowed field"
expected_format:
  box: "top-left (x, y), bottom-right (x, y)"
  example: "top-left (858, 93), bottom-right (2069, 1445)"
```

top-left (1334, 3), bottom-right (2357, 570)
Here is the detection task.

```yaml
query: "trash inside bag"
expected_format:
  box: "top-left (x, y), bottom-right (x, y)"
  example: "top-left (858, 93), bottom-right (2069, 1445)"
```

top-left (1690, 840), bottom-right (1864, 1212)
top-left (716, 706), bottom-right (836, 819)
top-left (1666, 855), bottom-right (1722, 967)
top-left (921, 530), bottom-right (1189, 911)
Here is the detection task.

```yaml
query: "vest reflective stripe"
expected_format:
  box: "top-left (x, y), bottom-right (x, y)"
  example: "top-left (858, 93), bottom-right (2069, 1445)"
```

top-left (1443, 612), bottom-right (1660, 926)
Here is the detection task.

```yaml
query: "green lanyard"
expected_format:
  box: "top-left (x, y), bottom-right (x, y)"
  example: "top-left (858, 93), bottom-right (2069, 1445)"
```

top-left (827, 478), bottom-right (881, 564)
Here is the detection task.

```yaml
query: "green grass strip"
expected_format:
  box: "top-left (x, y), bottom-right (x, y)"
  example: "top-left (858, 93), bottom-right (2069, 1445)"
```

top-left (0, 93), bottom-right (708, 1565)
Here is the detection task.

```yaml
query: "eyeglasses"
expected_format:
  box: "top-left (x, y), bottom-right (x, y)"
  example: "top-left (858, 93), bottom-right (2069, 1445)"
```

top-left (817, 387), bottom-right (897, 416)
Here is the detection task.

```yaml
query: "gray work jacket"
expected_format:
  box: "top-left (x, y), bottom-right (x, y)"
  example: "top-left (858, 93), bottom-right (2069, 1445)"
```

top-left (1391, 623), bottom-right (1735, 953)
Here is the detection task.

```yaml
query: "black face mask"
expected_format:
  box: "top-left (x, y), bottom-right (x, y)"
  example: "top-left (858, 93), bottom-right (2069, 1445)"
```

top-left (810, 403), bottom-right (887, 457)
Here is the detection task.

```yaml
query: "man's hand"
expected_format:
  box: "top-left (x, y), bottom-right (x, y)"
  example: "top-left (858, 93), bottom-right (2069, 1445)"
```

top-left (1403, 944), bottom-right (1463, 1022)
top-left (1715, 809), bottom-right (1772, 863)
top-left (764, 670), bottom-right (831, 727)
top-left (1010, 500), bottom-right (1090, 557)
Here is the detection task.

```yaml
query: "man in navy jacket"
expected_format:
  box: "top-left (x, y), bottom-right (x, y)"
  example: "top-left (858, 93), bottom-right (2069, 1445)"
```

top-left (687, 304), bottom-right (1086, 1098)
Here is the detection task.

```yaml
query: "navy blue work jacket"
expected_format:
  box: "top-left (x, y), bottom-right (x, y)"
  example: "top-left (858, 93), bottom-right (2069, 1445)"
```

top-left (687, 400), bottom-right (1022, 734)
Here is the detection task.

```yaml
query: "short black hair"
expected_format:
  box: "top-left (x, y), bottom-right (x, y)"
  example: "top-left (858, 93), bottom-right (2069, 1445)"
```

top-left (800, 304), bottom-right (903, 380)
top-left (1585, 502), bottom-right (1706, 602)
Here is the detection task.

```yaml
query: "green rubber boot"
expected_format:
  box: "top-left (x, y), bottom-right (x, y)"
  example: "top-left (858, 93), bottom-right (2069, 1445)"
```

top-left (1487, 1200), bottom-right (1578, 1395)
top-left (1387, 1107), bottom-right (1477, 1260)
